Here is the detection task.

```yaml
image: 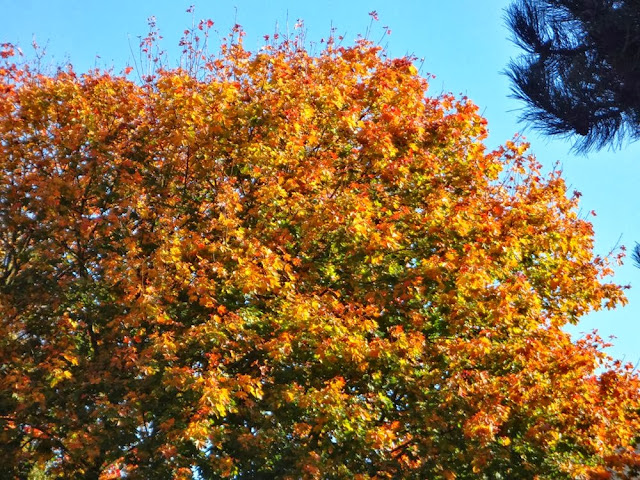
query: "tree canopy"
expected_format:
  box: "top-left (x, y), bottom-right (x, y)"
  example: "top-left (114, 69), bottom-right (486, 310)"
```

top-left (0, 24), bottom-right (639, 479)
top-left (506, 0), bottom-right (640, 152)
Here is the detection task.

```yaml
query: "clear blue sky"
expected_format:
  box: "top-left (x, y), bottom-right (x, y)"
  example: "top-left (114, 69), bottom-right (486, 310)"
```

top-left (2, 0), bottom-right (638, 364)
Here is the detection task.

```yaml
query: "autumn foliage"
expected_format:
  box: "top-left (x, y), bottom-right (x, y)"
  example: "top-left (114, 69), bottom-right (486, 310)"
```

top-left (0, 22), bottom-right (639, 479)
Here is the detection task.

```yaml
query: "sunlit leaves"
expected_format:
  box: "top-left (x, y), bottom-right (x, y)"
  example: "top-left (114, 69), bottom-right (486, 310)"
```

top-left (0, 21), bottom-right (638, 480)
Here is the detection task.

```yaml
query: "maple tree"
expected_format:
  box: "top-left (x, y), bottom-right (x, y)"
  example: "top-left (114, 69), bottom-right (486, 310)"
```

top-left (1, 18), bottom-right (639, 479)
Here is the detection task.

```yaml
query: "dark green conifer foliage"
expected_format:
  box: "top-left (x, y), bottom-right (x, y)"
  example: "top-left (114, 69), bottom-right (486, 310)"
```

top-left (506, 0), bottom-right (640, 152)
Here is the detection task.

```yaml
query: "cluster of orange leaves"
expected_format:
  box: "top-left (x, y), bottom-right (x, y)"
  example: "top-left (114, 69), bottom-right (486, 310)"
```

top-left (0, 23), bottom-right (638, 479)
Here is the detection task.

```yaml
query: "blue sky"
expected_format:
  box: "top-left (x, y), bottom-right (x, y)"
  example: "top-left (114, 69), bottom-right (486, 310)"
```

top-left (2, 0), bottom-right (639, 364)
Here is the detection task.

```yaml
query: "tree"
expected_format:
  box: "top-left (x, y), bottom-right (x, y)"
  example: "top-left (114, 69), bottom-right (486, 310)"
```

top-left (505, 0), bottom-right (640, 153)
top-left (0, 22), bottom-right (639, 479)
